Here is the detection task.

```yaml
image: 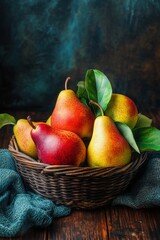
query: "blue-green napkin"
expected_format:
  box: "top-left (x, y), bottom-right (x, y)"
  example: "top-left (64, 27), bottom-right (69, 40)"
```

top-left (112, 151), bottom-right (160, 208)
top-left (0, 149), bottom-right (71, 237)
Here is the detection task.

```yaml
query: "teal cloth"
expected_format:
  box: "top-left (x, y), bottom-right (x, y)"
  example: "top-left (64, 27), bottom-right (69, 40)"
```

top-left (1, 149), bottom-right (159, 237)
top-left (0, 149), bottom-right (71, 237)
top-left (113, 151), bottom-right (160, 208)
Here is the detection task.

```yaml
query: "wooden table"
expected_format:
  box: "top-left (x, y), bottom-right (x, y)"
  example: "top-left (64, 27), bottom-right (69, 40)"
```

top-left (0, 110), bottom-right (160, 240)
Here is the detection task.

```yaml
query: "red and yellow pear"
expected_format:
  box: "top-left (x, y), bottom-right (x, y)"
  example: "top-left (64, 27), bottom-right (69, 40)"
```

top-left (51, 77), bottom-right (95, 138)
top-left (105, 93), bottom-right (138, 129)
top-left (27, 116), bottom-right (86, 166)
top-left (87, 101), bottom-right (132, 167)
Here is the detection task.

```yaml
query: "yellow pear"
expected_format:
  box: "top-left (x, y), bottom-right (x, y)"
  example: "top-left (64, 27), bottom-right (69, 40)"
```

top-left (13, 119), bottom-right (43, 159)
top-left (105, 93), bottom-right (138, 129)
top-left (87, 101), bottom-right (132, 167)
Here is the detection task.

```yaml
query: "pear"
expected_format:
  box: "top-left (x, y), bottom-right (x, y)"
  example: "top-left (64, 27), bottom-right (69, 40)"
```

top-left (87, 101), bottom-right (132, 167)
top-left (13, 119), bottom-right (43, 159)
top-left (51, 77), bottom-right (95, 138)
top-left (27, 116), bottom-right (86, 166)
top-left (46, 115), bottom-right (51, 125)
top-left (105, 93), bottom-right (138, 129)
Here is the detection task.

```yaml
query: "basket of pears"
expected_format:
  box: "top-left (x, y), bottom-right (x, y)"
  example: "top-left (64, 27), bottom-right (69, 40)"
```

top-left (1, 69), bottom-right (160, 209)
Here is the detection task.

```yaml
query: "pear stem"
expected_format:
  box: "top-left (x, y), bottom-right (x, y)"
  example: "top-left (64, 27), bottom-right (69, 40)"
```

top-left (65, 77), bottom-right (71, 90)
top-left (90, 100), bottom-right (104, 116)
top-left (27, 116), bottom-right (36, 129)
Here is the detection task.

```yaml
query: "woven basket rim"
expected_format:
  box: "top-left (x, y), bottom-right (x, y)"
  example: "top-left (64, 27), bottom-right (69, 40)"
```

top-left (8, 135), bottom-right (147, 177)
top-left (8, 136), bottom-right (148, 209)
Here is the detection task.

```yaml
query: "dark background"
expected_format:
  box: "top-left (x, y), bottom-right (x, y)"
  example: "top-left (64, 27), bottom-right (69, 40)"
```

top-left (0, 0), bottom-right (160, 112)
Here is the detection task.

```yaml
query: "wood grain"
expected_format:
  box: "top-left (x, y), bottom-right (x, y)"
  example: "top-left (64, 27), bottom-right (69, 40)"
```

top-left (105, 206), bottom-right (160, 240)
top-left (49, 209), bottom-right (108, 240)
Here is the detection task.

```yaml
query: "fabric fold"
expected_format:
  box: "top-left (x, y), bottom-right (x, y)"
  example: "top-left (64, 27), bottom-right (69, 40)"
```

top-left (112, 151), bottom-right (160, 208)
top-left (0, 149), bottom-right (71, 237)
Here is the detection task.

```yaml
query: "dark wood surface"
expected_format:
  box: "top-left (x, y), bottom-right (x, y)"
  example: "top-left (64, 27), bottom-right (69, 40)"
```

top-left (0, 110), bottom-right (160, 240)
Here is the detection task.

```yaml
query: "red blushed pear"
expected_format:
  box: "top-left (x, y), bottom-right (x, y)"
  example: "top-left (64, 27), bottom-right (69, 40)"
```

top-left (51, 77), bottom-right (95, 138)
top-left (87, 101), bottom-right (132, 167)
top-left (27, 116), bottom-right (86, 166)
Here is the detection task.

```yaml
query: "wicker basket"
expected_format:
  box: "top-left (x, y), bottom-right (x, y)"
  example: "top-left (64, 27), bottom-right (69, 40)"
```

top-left (8, 136), bottom-right (147, 209)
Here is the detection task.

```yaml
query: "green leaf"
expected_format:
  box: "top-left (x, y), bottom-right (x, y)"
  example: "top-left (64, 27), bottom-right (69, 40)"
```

top-left (77, 81), bottom-right (88, 99)
top-left (116, 122), bottom-right (140, 153)
top-left (133, 127), bottom-right (160, 151)
top-left (0, 113), bottom-right (16, 129)
top-left (79, 97), bottom-right (89, 105)
top-left (85, 69), bottom-right (112, 116)
top-left (134, 113), bottom-right (152, 129)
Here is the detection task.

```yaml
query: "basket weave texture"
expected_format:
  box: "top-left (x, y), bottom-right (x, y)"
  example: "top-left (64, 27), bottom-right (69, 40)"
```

top-left (8, 136), bottom-right (147, 209)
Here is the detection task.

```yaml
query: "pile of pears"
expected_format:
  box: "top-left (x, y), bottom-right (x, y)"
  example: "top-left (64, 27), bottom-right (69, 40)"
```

top-left (9, 74), bottom-right (139, 168)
